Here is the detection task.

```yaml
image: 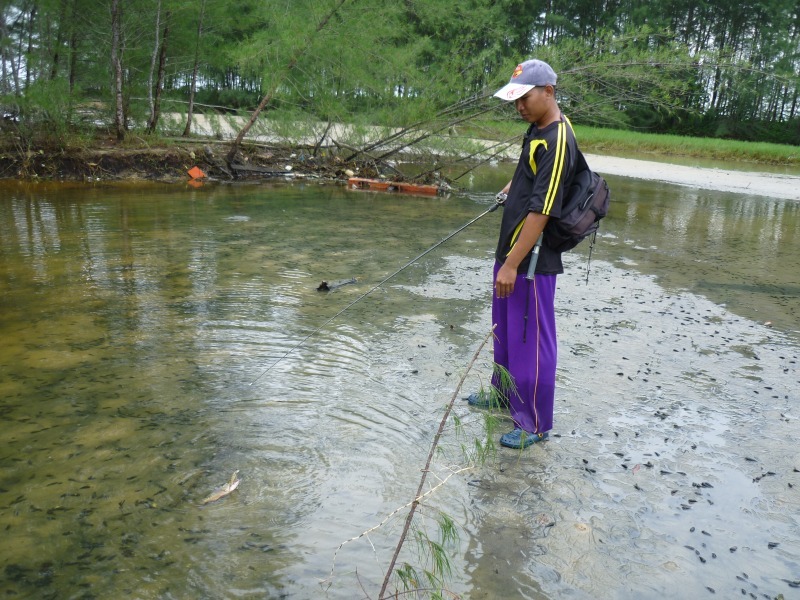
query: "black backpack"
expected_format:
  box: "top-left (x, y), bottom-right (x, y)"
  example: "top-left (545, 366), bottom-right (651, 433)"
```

top-left (545, 148), bottom-right (610, 253)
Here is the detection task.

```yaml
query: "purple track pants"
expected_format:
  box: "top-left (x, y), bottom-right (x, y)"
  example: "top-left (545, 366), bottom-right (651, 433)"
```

top-left (491, 261), bottom-right (557, 434)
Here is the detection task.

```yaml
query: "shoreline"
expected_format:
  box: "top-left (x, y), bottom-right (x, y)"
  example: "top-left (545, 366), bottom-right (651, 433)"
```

top-left (586, 153), bottom-right (800, 200)
top-left (2, 135), bottom-right (798, 200)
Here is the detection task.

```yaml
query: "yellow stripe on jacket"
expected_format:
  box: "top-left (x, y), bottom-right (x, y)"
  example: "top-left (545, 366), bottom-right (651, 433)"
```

top-left (542, 121), bottom-right (566, 215)
top-left (508, 120), bottom-right (569, 255)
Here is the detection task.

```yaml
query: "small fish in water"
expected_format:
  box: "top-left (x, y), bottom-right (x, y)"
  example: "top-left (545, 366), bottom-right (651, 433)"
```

top-left (201, 470), bottom-right (240, 505)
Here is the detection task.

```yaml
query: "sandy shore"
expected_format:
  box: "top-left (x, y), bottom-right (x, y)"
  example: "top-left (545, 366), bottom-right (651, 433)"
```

top-left (586, 153), bottom-right (800, 200)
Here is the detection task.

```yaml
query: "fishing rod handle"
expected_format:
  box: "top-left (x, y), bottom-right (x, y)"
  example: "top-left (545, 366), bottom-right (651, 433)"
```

top-left (489, 192), bottom-right (507, 212)
top-left (525, 233), bottom-right (544, 281)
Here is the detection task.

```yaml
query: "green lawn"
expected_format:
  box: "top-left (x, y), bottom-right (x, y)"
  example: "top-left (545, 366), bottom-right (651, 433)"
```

top-left (573, 126), bottom-right (800, 166)
top-left (463, 119), bottom-right (800, 166)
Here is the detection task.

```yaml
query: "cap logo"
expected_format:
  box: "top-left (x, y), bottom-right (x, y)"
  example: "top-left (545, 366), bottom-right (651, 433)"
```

top-left (512, 64), bottom-right (524, 79)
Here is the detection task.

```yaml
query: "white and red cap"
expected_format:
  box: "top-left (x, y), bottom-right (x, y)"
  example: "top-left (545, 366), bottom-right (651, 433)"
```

top-left (494, 59), bottom-right (558, 101)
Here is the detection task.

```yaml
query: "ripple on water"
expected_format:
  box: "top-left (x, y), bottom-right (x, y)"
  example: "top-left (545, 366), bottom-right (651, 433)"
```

top-left (3, 184), bottom-right (799, 600)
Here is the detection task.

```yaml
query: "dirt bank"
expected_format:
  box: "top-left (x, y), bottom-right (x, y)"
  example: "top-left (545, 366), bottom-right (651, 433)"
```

top-left (1, 134), bottom-right (799, 199)
top-left (0, 140), bottom-right (362, 184)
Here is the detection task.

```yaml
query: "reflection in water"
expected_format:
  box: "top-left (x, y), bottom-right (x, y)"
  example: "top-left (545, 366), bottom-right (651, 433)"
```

top-left (0, 182), bottom-right (497, 598)
top-left (604, 178), bottom-right (799, 339)
top-left (0, 175), bottom-right (798, 599)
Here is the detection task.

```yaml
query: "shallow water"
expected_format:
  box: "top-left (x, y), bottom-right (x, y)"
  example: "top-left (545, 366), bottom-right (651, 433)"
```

top-left (0, 171), bottom-right (798, 599)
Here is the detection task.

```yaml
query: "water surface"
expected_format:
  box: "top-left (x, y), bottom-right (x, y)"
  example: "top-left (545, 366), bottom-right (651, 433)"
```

top-left (1, 171), bottom-right (798, 599)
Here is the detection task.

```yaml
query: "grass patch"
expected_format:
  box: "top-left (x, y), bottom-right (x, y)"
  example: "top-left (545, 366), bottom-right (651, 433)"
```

top-left (572, 126), bottom-right (800, 166)
top-left (468, 118), bottom-right (800, 166)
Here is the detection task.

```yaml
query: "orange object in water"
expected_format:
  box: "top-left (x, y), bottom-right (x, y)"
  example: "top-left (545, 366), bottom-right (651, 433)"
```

top-left (188, 166), bottom-right (206, 180)
top-left (347, 177), bottom-right (441, 196)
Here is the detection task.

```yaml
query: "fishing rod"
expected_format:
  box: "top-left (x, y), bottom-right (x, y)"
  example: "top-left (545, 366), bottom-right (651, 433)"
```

top-left (343, 91), bottom-right (492, 162)
top-left (249, 195), bottom-right (506, 386)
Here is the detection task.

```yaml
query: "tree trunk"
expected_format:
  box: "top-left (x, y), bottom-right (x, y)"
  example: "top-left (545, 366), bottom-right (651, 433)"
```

top-left (25, 5), bottom-right (37, 87)
top-left (147, 0), bottom-right (162, 129)
top-left (0, 46), bottom-right (6, 95)
top-left (50, 0), bottom-right (69, 80)
top-left (183, 0), bottom-right (206, 137)
top-left (12, 16), bottom-right (25, 96)
top-left (710, 30), bottom-right (727, 113)
top-left (542, 0), bottom-right (551, 45)
top-left (0, 19), bottom-right (16, 95)
top-left (68, 18), bottom-right (78, 93)
top-left (111, 0), bottom-right (125, 141)
top-left (683, 3), bottom-right (694, 46)
top-left (147, 13), bottom-right (170, 134)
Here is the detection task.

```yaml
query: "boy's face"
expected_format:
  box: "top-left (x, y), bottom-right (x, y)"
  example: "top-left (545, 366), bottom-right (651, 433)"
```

top-left (514, 86), bottom-right (552, 124)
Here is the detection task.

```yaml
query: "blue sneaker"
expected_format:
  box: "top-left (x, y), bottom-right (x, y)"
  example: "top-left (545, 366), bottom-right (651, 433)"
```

top-left (466, 391), bottom-right (508, 410)
top-left (500, 428), bottom-right (548, 449)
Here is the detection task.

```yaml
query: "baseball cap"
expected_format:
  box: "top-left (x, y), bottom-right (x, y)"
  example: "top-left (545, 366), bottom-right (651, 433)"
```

top-left (493, 59), bottom-right (558, 102)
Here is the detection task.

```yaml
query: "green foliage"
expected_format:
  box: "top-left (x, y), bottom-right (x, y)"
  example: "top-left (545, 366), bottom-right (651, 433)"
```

top-left (491, 363), bottom-right (515, 403)
top-left (2, 79), bottom-right (78, 147)
top-left (394, 511), bottom-right (460, 597)
top-left (1, 0), bottom-right (798, 145)
top-left (543, 29), bottom-right (701, 128)
top-left (395, 563), bottom-right (422, 591)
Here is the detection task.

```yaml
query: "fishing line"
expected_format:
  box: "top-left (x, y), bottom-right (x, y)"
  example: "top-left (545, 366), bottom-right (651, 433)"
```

top-left (249, 197), bottom-right (505, 385)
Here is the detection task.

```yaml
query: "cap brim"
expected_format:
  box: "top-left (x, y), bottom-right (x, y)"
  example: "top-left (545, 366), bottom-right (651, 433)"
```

top-left (493, 83), bottom-right (534, 101)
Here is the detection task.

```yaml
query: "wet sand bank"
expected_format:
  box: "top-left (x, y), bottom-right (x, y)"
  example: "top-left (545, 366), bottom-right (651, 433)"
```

top-left (456, 253), bottom-right (800, 599)
top-left (586, 153), bottom-right (800, 200)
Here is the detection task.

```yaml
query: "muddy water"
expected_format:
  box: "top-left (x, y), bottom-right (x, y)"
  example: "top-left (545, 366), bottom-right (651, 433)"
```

top-left (0, 172), bottom-right (798, 599)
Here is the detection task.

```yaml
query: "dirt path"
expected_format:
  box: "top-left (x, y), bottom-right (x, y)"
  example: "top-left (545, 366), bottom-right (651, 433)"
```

top-left (586, 153), bottom-right (800, 200)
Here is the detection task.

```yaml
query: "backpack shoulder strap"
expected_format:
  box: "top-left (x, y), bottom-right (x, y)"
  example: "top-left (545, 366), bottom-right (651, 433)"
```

top-left (562, 114), bottom-right (589, 174)
top-left (575, 146), bottom-right (589, 173)
top-left (522, 123), bottom-right (535, 146)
